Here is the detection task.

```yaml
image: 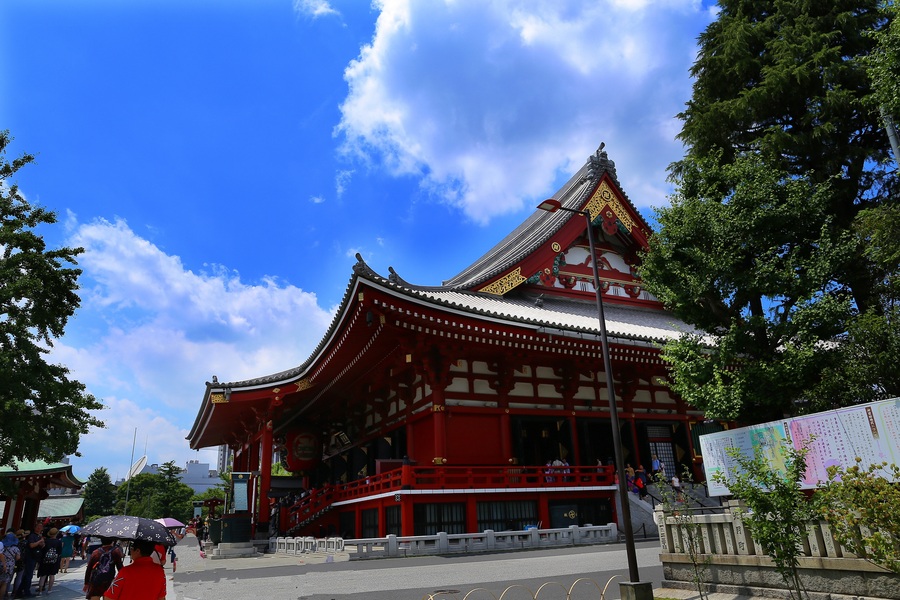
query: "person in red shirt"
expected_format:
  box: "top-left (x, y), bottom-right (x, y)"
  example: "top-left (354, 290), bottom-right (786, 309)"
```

top-left (103, 540), bottom-right (165, 600)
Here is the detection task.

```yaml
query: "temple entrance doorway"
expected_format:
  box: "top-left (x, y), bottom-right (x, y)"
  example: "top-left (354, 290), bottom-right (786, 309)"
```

top-left (512, 416), bottom-right (573, 466)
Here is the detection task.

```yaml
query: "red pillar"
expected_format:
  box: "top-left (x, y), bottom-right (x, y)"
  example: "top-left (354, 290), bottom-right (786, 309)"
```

top-left (629, 419), bottom-right (643, 468)
top-left (259, 424), bottom-right (273, 530)
top-left (401, 497), bottom-right (415, 536)
top-left (465, 494), bottom-right (478, 533)
top-left (12, 485), bottom-right (27, 529)
top-left (538, 499), bottom-right (551, 529)
top-left (405, 422), bottom-right (415, 460)
top-left (432, 386), bottom-right (447, 464)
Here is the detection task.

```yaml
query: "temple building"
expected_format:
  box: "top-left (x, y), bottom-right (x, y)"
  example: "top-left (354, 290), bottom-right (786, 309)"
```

top-left (187, 145), bottom-right (717, 539)
top-left (0, 460), bottom-right (84, 531)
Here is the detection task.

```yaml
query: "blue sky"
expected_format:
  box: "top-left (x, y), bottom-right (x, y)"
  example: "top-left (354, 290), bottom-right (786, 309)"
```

top-left (1, 0), bottom-right (716, 483)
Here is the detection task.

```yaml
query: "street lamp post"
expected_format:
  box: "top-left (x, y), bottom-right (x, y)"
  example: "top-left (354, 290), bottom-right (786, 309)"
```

top-left (537, 199), bottom-right (643, 586)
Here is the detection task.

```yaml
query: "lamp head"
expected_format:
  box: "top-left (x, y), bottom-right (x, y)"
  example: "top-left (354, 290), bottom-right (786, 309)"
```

top-left (537, 198), bottom-right (561, 212)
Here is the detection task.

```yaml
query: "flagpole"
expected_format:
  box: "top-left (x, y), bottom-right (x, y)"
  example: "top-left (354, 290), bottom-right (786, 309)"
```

top-left (124, 427), bottom-right (137, 515)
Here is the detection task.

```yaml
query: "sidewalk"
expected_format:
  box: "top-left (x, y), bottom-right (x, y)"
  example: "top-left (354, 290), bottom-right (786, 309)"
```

top-left (40, 533), bottom-right (346, 599)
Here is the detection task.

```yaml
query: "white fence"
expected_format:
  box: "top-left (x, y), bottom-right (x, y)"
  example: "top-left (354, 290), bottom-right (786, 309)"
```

top-left (269, 524), bottom-right (618, 559)
top-left (341, 523), bottom-right (618, 559)
top-left (269, 536), bottom-right (345, 555)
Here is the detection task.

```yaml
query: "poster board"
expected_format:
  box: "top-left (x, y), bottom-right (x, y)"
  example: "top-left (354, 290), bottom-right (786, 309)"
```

top-left (700, 398), bottom-right (900, 496)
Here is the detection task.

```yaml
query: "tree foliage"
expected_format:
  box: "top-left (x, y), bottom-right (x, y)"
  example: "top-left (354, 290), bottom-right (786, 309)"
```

top-left (866, 1), bottom-right (900, 120)
top-left (0, 131), bottom-right (103, 467)
top-left (114, 462), bottom-right (194, 523)
top-left (154, 461), bottom-right (195, 523)
top-left (115, 473), bottom-right (159, 518)
top-left (641, 1), bottom-right (899, 420)
top-left (714, 442), bottom-right (816, 600)
top-left (81, 467), bottom-right (116, 519)
top-left (818, 459), bottom-right (900, 573)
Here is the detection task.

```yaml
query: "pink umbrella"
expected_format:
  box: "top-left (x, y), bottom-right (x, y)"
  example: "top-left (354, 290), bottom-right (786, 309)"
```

top-left (155, 518), bottom-right (185, 528)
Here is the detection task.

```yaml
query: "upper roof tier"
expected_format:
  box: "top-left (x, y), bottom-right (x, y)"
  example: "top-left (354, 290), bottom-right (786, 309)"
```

top-left (442, 143), bottom-right (651, 292)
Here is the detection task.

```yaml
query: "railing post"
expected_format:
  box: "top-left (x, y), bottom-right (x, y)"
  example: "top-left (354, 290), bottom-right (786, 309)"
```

top-left (387, 534), bottom-right (398, 558)
top-left (529, 527), bottom-right (540, 548)
top-left (401, 465), bottom-right (412, 489)
top-left (727, 499), bottom-right (755, 555)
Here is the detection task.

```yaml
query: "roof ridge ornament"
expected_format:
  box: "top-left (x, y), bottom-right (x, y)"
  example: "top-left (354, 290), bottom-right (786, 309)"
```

top-left (587, 141), bottom-right (616, 182)
top-left (352, 253), bottom-right (378, 278)
top-left (388, 265), bottom-right (409, 286)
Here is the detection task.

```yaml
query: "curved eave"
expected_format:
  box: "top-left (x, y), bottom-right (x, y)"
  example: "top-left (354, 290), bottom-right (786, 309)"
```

top-left (0, 461), bottom-right (85, 489)
top-left (188, 269), bottom-right (374, 450)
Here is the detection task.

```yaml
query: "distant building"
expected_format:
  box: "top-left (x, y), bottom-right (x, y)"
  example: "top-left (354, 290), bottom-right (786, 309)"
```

top-left (216, 445), bottom-right (232, 475)
top-left (137, 460), bottom-right (221, 495)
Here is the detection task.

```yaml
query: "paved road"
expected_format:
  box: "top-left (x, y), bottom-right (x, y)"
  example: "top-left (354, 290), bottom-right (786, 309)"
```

top-left (40, 534), bottom-right (665, 600)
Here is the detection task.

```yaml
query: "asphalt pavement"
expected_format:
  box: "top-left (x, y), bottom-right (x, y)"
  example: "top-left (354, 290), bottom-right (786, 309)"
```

top-left (40, 534), bottom-right (680, 600)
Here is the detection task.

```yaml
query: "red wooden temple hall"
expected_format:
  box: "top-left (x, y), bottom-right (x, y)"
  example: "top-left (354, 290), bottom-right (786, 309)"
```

top-left (187, 144), bottom-right (713, 538)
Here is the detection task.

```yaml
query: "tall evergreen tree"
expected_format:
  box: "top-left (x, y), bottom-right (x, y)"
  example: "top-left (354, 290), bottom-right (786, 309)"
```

top-left (155, 461), bottom-right (194, 523)
top-left (82, 467), bottom-right (117, 518)
top-left (641, 1), bottom-right (898, 421)
top-left (0, 131), bottom-right (104, 467)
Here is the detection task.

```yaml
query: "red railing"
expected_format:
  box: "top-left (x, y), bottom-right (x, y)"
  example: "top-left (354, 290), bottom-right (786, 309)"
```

top-left (282, 465), bottom-right (615, 533)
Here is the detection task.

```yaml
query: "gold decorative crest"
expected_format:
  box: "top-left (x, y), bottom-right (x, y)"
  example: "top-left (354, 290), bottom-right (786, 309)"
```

top-left (479, 267), bottom-right (526, 296)
top-left (585, 181), bottom-right (635, 232)
top-left (551, 242), bottom-right (561, 253)
top-left (295, 378), bottom-right (312, 392)
top-left (210, 393), bottom-right (228, 404)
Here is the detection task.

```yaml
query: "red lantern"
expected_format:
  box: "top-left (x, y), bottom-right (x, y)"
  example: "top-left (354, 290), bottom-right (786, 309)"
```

top-left (283, 428), bottom-right (321, 472)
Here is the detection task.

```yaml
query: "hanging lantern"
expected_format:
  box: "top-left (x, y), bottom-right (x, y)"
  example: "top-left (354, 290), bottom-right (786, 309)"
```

top-left (283, 427), bottom-right (321, 471)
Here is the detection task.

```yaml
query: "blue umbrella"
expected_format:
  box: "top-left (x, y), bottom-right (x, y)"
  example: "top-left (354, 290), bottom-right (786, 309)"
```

top-left (60, 525), bottom-right (81, 534)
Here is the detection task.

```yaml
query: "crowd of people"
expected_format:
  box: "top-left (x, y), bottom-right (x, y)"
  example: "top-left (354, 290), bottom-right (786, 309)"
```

top-left (0, 521), bottom-right (72, 598)
top-left (0, 520), bottom-right (168, 600)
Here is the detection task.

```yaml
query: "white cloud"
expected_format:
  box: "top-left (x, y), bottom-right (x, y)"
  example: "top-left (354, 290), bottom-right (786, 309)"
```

top-left (310, 195), bottom-right (326, 204)
top-left (294, 0), bottom-right (341, 19)
top-left (55, 217), bottom-right (335, 482)
top-left (335, 169), bottom-right (354, 199)
top-left (337, 0), bottom-right (711, 224)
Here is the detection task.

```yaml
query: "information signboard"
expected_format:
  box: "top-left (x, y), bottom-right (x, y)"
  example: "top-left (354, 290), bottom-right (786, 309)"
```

top-left (700, 397), bottom-right (900, 496)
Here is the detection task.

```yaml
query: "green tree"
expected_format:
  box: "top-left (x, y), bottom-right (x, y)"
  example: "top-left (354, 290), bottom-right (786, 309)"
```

top-left (818, 459), bottom-right (900, 573)
top-left (115, 473), bottom-right (160, 517)
top-left (714, 441), bottom-right (816, 600)
top-left (0, 131), bottom-right (104, 467)
top-left (641, 1), bottom-right (898, 420)
top-left (155, 461), bottom-right (194, 523)
top-left (82, 467), bottom-right (117, 518)
top-left (113, 464), bottom-right (194, 522)
top-left (866, 0), bottom-right (900, 152)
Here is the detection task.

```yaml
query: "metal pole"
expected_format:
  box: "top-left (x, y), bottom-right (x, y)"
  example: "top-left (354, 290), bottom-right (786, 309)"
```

top-left (882, 106), bottom-right (900, 166)
top-left (124, 427), bottom-right (137, 515)
top-left (583, 210), bottom-right (641, 583)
